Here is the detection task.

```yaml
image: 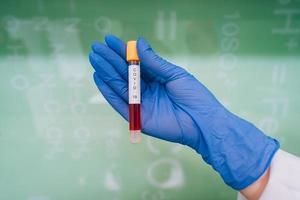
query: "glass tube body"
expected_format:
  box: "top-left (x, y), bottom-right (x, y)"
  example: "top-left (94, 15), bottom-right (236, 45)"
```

top-left (128, 60), bottom-right (141, 143)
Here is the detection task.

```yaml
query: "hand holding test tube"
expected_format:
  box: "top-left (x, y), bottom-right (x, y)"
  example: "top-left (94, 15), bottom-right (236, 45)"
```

top-left (89, 35), bottom-right (279, 191)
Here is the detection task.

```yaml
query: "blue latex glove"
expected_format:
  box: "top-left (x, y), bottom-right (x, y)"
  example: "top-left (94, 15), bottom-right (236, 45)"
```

top-left (89, 35), bottom-right (279, 190)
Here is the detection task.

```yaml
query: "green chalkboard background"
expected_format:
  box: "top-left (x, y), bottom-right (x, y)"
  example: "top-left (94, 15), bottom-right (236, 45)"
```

top-left (0, 0), bottom-right (300, 199)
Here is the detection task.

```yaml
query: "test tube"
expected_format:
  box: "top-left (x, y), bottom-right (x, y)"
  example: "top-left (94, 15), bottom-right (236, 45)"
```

top-left (126, 41), bottom-right (141, 143)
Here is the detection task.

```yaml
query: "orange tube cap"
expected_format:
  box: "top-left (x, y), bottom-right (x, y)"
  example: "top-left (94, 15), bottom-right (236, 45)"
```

top-left (126, 40), bottom-right (139, 61)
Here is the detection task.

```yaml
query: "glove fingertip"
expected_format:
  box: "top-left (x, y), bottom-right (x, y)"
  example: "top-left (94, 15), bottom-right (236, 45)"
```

top-left (105, 34), bottom-right (121, 46)
top-left (91, 41), bottom-right (100, 50)
top-left (105, 35), bottom-right (127, 59)
top-left (93, 72), bottom-right (102, 86)
top-left (88, 52), bottom-right (95, 64)
top-left (104, 34), bottom-right (116, 42)
top-left (89, 52), bottom-right (99, 62)
top-left (91, 42), bottom-right (107, 54)
top-left (137, 36), bottom-right (151, 52)
top-left (89, 52), bottom-right (105, 72)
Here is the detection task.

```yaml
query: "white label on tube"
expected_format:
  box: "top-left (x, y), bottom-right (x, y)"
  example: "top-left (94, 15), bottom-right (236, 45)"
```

top-left (128, 64), bottom-right (141, 104)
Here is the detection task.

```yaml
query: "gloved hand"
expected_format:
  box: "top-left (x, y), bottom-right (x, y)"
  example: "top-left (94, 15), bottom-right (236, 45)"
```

top-left (89, 35), bottom-right (279, 190)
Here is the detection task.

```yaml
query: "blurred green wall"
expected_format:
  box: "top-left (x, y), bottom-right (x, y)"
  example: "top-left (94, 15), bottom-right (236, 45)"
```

top-left (0, 0), bottom-right (300, 199)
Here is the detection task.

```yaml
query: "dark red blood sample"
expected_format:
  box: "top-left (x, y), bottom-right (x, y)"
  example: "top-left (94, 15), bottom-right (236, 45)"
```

top-left (129, 104), bottom-right (141, 131)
